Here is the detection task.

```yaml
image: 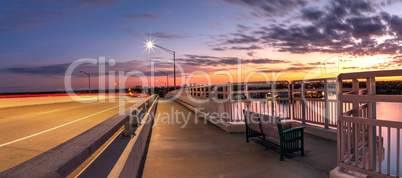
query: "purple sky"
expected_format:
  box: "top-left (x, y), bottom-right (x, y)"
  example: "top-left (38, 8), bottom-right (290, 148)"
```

top-left (0, 0), bottom-right (401, 93)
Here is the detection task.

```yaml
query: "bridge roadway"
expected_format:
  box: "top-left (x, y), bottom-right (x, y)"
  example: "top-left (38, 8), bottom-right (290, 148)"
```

top-left (142, 100), bottom-right (337, 177)
top-left (0, 98), bottom-right (142, 172)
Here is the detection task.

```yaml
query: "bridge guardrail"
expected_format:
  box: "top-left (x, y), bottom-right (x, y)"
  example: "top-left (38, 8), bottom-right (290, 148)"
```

top-left (0, 94), bottom-right (159, 177)
top-left (337, 69), bottom-right (402, 177)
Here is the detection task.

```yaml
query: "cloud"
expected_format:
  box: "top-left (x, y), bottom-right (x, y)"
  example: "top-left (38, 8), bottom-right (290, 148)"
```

top-left (0, 0), bottom-right (122, 32)
top-left (3, 63), bottom-right (73, 76)
top-left (381, 12), bottom-right (402, 36)
top-left (211, 47), bottom-right (227, 51)
top-left (393, 55), bottom-right (402, 59)
top-left (221, 0), bottom-right (308, 17)
top-left (210, 33), bottom-right (261, 51)
top-left (291, 63), bottom-right (306, 66)
top-left (301, 8), bottom-right (324, 21)
top-left (1, 60), bottom-right (146, 76)
top-left (145, 32), bottom-right (189, 39)
top-left (230, 45), bottom-right (262, 50)
top-left (213, 0), bottom-right (402, 56)
top-left (247, 51), bottom-right (256, 57)
top-left (125, 13), bottom-right (158, 20)
top-left (178, 54), bottom-right (288, 66)
top-left (226, 33), bottom-right (260, 44)
top-left (258, 66), bottom-right (314, 73)
top-left (308, 62), bottom-right (322, 66)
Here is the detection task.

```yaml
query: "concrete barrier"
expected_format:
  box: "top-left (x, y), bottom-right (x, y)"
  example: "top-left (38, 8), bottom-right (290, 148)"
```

top-left (0, 95), bottom-right (159, 177)
top-left (108, 96), bottom-right (159, 178)
top-left (175, 99), bottom-right (245, 133)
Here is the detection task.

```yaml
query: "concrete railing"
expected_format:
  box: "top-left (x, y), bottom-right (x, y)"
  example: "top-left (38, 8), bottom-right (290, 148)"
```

top-left (292, 78), bottom-right (337, 128)
top-left (337, 70), bottom-right (402, 177)
top-left (167, 81), bottom-right (291, 123)
top-left (108, 94), bottom-right (159, 177)
top-left (168, 80), bottom-right (334, 128)
top-left (0, 95), bottom-right (159, 177)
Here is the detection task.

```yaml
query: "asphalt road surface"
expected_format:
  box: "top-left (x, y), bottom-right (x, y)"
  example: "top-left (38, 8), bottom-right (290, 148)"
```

top-left (0, 98), bottom-right (143, 172)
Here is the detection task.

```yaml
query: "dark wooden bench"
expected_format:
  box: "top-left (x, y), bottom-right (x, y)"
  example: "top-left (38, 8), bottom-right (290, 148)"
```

top-left (243, 109), bottom-right (305, 161)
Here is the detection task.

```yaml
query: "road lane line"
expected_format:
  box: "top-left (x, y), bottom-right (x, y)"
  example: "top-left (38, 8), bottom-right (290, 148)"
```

top-left (37, 110), bottom-right (59, 115)
top-left (0, 104), bottom-right (125, 148)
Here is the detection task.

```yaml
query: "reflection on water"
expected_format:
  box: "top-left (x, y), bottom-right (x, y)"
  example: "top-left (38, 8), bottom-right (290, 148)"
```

top-left (377, 102), bottom-right (402, 122)
top-left (377, 102), bottom-right (402, 176)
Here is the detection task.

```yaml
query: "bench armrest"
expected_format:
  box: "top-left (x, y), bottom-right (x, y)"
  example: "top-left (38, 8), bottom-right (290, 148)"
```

top-left (282, 127), bottom-right (305, 134)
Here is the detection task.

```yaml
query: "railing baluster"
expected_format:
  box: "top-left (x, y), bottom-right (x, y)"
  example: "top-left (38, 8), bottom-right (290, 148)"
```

top-left (378, 126), bottom-right (382, 173)
top-left (388, 127), bottom-right (391, 175)
top-left (348, 122), bottom-right (351, 164)
top-left (397, 128), bottom-right (400, 177)
top-left (260, 101), bottom-right (262, 116)
top-left (337, 120), bottom-right (341, 161)
top-left (341, 121), bottom-right (345, 162)
top-left (355, 123), bottom-right (358, 167)
top-left (368, 125), bottom-right (374, 171)
top-left (362, 124), bottom-right (366, 169)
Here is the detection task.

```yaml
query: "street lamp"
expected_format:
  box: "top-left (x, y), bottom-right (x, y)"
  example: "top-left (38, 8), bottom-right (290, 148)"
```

top-left (79, 71), bottom-right (91, 93)
top-left (155, 69), bottom-right (168, 93)
top-left (146, 41), bottom-right (176, 89)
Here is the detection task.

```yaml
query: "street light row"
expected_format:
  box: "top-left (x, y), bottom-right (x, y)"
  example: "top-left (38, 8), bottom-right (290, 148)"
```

top-left (146, 41), bottom-right (176, 89)
top-left (78, 70), bottom-right (170, 94)
top-left (78, 39), bottom-right (176, 94)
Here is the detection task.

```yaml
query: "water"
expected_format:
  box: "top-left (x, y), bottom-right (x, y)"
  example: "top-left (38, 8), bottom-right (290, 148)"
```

top-left (376, 102), bottom-right (402, 176)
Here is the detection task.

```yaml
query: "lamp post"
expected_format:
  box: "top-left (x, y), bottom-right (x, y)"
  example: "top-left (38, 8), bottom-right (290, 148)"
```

top-left (79, 71), bottom-right (91, 93)
top-left (147, 42), bottom-right (176, 89)
top-left (155, 69), bottom-right (169, 93)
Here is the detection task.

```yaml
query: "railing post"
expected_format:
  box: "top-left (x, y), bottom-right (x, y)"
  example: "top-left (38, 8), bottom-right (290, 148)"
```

top-left (227, 84), bottom-right (231, 122)
top-left (301, 81), bottom-right (306, 125)
top-left (123, 115), bottom-right (132, 137)
top-left (132, 109), bottom-right (139, 126)
top-left (352, 78), bottom-right (360, 117)
top-left (324, 79), bottom-right (329, 129)
top-left (367, 77), bottom-right (377, 170)
top-left (124, 106), bottom-right (139, 137)
top-left (288, 81), bottom-right (292, 120)
top-left (350, 78), bottom-right (360, 162)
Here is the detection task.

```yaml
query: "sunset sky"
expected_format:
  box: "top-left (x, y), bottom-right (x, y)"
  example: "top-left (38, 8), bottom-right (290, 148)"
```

top-left (0, 0), bottom-right (401, 93)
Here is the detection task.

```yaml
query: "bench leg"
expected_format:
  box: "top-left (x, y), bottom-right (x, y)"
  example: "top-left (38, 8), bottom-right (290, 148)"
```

top-left (279, 143), bottom-right (284, 161)
top-left (246, 128), bottom-right (249, 143)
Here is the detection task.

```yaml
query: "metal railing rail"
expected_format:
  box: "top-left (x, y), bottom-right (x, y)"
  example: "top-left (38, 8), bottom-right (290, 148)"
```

top-left (0, 95), bottom-right (159, 177)
top-left (337, 69), bottom-right (402, 177)
top-left (292, 78), bottom-right (337, 128)
top-left (175, 81), bottom-right (291, 122)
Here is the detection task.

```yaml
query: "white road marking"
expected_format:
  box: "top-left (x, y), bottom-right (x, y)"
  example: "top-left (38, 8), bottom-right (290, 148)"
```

top-left (0, 104), bottom-right (125, 148)
top-left (37, 110), bottom-right (59, 115)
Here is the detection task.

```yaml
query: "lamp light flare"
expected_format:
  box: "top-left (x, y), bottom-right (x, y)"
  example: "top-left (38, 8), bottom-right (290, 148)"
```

top-left (147, 41), bottom-right (154, 48)
top-left (143, 36), bottom-right (156, 54)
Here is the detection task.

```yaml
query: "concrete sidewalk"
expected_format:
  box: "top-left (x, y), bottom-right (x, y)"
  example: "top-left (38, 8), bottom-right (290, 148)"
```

top-left (142, 100), bottom-right (337, 177)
